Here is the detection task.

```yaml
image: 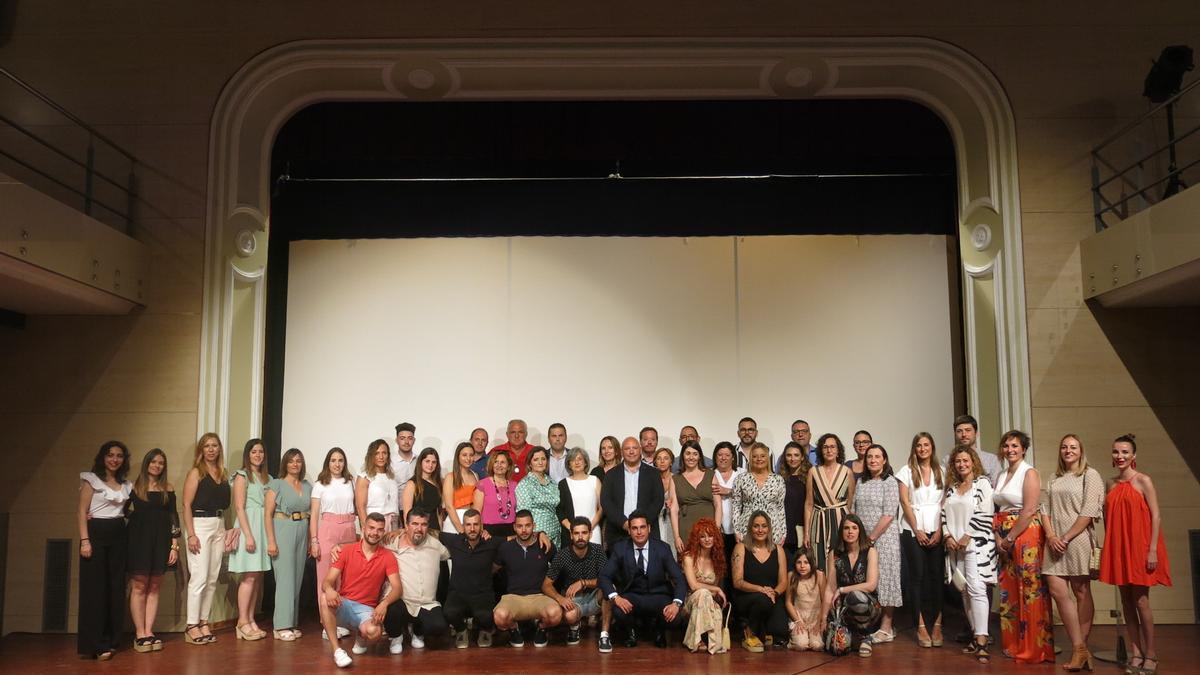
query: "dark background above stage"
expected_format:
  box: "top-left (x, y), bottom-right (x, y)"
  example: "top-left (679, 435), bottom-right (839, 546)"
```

top-left (270, 99), bottom-right (957, 239)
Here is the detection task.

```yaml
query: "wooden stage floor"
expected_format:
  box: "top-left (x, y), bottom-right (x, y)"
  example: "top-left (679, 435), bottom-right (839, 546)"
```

top-left (2, 621), bottom-right (1197, 673)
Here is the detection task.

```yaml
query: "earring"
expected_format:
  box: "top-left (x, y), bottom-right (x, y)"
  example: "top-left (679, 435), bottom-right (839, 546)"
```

top-left (1112, 458), bottom-right (1119, 467)
top-left (1131, 459), bottom-right (1137, 469)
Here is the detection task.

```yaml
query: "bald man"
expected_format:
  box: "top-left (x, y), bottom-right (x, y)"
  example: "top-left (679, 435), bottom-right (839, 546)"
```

top-left (600, 437), bottom-right (665, 546)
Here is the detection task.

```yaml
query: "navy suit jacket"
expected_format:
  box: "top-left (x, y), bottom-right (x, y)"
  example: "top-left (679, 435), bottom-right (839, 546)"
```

top-left (599, 537), bottom-right (686, 604)
top-left (600, 463), bottom-right (665, 543)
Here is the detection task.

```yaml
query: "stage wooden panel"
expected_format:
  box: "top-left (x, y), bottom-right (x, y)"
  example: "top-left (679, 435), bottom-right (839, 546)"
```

top-left (2, 623), bottom-right (1196, 673)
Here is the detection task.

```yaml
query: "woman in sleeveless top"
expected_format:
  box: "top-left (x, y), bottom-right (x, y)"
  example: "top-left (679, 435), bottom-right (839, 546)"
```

top-left (822, 514), bottom-right (881, 657)
top-left (355, 439), bottom-right (398, 532)
top-left (182, 433), bottom-right (231, 646)
top-left (853, 444), bottom-right (901, 643)
top-left (846, 430), bottom-right (872, 482)
top-left (126, 448), bottom-right (179, 653)
top-left (779, 442), bottom-right (810, 556)
top-left (731, 511), bottom-right (789, 651)
top-left (474, 450), bottom-right (516, 537)
top-left (1101, 434), bottom-right (1171, 675)
top-left (443, 442), bottom-right (479, 533)
top-left (1042, 434), bottom-right (1104, 671)
top-left (309, 447), bottom-right (356, 626)
top-left (402, 447), bottom-right (444, 530)
top-left (992, 430), bottom-right (1053, 664)
top-left (805, 433), bottom-right (855, 572)
top-left (229, 438), bottom-right (271, 641)
top-left (265, 448), bottom-right (312, 641)
top-left (557, 447), bottom-right (602, 544)
top-left (785, 547), bottom-right (824, 651)
top-left (671, 441), bottom-right (718, 554)
top-left (76, 441), bottom-right (132, 659)
top-left (682, 518), bottom-right (728, 653)
top-left (653, 448), bottom-right (678, 559)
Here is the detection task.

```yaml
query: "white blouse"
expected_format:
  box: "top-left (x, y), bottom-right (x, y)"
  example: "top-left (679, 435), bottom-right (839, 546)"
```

top-left (357, 471), bottom-right (399, 515)
top-left (312, 477), bottom-right (356, 515)
top-left (80, 472), bottom-right (132, 518)
top-left (993, 460), bottom-right (1032, 512)
top-left (895, 464), bottom-right (944, 533)
top-left (714, 468), bottom-right (744, 534)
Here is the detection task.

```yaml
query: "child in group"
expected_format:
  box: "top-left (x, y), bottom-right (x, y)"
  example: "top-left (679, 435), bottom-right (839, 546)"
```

top-left (786, 547), bottom-right (825, 651)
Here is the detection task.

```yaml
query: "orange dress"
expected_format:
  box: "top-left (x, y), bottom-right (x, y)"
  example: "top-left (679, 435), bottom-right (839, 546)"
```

top-left (1099, 481), bottom-right (1172, 587)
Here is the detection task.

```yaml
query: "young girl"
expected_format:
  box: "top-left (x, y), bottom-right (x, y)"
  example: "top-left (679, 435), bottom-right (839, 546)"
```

top-left (786, 547), bottom-right (824, 651)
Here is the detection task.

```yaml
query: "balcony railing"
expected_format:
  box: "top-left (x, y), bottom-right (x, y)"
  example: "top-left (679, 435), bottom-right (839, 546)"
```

top-left (0, 65), bottom-right (138, 233)
top-left (1091, 76), bottom-right (1200, 232)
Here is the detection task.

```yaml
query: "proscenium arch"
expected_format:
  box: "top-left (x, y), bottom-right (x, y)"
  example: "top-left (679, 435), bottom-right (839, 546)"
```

top-left (200, 37), bottom-right (1030, 457)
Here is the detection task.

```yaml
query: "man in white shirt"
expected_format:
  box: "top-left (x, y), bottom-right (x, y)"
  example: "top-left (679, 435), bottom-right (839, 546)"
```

top-left (546, 422), bottom-right (570, 483)
top-left (392, 422), bottom-right (418, 489)
top-left (734, 417), bottom-right (772, 470)
top-left (382, 507), bottom-right (450, 653)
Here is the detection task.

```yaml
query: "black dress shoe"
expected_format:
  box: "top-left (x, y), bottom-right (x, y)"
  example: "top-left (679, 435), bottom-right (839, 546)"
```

top-left (654, 631), bottom-right (667, 648)
top-left (624, 629), bottom-right (638, 648)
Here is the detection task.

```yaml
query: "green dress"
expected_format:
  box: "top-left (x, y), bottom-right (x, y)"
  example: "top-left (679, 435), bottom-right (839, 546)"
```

top-left (515, 473), bottom-right (561, 548)
top-left (268, 478), bottom-right (312, 629)
top-left (228, 470), bottom-right (270, 573)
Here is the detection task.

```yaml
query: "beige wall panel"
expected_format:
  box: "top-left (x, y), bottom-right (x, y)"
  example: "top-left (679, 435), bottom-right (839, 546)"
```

top-left (1015, 118), bottom-right (1121, 215)
top-left (137, 217), bottom-right (205, 315)
top-left (1027, 307), bottom-right (1149, 408)
top-left (1022, 212), bottom-right (1091, 311)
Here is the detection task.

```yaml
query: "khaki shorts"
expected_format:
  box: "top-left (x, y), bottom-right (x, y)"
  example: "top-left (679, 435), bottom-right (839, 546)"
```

top-left (495, 593), bottom-right (557, 621)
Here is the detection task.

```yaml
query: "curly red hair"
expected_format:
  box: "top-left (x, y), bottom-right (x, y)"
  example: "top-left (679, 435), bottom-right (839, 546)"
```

top-left (681, 517), bottom-right (726, 579)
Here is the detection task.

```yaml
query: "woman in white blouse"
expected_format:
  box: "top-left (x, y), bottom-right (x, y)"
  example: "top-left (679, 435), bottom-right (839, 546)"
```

top-left (310, 447), bottom-right (357, 620)
top-left (76, 441), bottom-right (133, 660)
top-left (896, 432), bottom-right (946, 647)
top-left (355, 438), bottom-right (399, 532)
top-left (712, 442), bottom-right (744, 579)
top-left (942, 445), bottom-right (997, 663)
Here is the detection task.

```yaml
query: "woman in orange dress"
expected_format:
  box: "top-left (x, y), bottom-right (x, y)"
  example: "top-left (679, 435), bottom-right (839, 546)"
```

top-left (992, 430), bottom-right (1054, 664)
top-left (442, 442), bottom-right (479, 533)
top-left (1100, 434), bottom-right (1170, 675)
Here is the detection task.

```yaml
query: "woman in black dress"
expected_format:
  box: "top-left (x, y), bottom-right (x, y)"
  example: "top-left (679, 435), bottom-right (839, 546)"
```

top-left (402, 447), bottom-right (444, 530)
top-left (126, 448), bottom-right (180, 652)
top-left (731, 510), bottom-right (789, 651)
top-left (780, 441), bottom-right (810, 557)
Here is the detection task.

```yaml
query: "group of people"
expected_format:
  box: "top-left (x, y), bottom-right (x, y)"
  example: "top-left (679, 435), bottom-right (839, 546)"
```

top-left (75, 415), bottom-right (1171, 675)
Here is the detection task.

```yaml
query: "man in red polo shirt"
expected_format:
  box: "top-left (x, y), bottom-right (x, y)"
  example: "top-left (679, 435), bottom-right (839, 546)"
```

top-left (319, 512), bottom-right (402, 668)
top-left (489, 419), bottom-right (533, 482)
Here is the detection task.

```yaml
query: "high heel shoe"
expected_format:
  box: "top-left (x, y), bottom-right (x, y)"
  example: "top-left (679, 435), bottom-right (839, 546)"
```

top-left (1063, 643), bottom-right (1093, 671)
top-left (1124, 656), bottom-right (1144, 674)
top-left (184, 624), bottom-right (207, 645)
top-left (916, 626), bottom-right (932, 648)
top-left (931, 622), bottom-right (943, 647)
top-left (237, 624), bottom-right (264, 641)
top-left (1140, 657), bottom-right (1158, 674)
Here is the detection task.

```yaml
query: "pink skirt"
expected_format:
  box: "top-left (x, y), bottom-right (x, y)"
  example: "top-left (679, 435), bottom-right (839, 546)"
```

top-left (315, 513), bottom-right (358, 601)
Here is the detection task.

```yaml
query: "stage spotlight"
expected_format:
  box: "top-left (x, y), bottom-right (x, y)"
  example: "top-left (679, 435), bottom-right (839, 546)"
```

top-left (1143, 45), bottom-right (1193, 103)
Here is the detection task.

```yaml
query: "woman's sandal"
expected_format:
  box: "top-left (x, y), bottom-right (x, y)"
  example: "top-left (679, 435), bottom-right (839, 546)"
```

top-left (184, 624), bottom-right (207, 645)
top-left (1125, 656), bottom-right (1145, 674)
top-left (150, 634), bottom-right (163, 651)
top-left (133, 636), bottom-right (155, 653)
top-left (975, 644), bottom-right (990, 664)
top-left (1140, 657), bottom-right (1158, 674)
top-left (932, 622), bottom-right (944, 647)
top-left (199, 622), bottom-right (217, 643)
top-left (962, 640), bottom-right (979, 655)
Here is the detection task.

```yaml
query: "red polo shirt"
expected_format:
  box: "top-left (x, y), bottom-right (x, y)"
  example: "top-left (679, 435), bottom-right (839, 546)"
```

top-left (489, 442), bottom-right (533, 483)
top-left (332, 541), bottom-right (398, 607)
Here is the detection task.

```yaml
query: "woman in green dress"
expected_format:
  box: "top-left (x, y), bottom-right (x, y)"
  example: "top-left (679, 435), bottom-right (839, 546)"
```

top-left (515, 446), bottom-right (561, 548)
top-left (228, 438), bottom-right (271, 640)
top-left (264, 448), bottom-right (312, 641)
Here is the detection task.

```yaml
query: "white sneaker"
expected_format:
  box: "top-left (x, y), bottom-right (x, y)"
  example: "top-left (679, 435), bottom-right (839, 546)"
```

top-left (410, 632), bottom-right (425, 649)
top-left (332, 648), bottom-right (352, 668)
top-left (352, 638), bottom-right (369, 655)
top-left (337, 626), bottom-right (351, 638)
top-left (389, 636), bottom-right (404, 654)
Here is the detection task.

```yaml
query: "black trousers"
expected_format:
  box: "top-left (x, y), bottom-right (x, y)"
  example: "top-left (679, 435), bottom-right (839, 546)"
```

top-left (444, 589), bottom-right (496, 631)
top-left (612, 592), bottom-right (684, 632)
top-left (735, 591), bottom-right (789, 637)
top-left (901, 531), bottom-right (945, 630)
top-left (77, 518), bottom-right (127, 656)
top-left (384, 603), bottom-right (448, 640)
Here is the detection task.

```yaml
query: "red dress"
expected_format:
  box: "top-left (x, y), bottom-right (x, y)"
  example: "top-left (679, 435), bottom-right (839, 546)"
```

top-left (1099, 480), bottom-right (1171, 587)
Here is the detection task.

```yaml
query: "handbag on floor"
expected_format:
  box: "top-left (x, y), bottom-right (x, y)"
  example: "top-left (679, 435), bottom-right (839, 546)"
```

top-left (720, 602), bottom-right (732, 653)
top-left (824, 598), bottom-right (852, 656)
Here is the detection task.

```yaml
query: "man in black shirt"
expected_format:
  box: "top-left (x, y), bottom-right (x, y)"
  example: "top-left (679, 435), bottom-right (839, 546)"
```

top-left (494, 510), bottom-right (562, 647)
top-left (439, 509), bottom-right (502, 648)
top-left (542, 517), bottom-right (611, 651)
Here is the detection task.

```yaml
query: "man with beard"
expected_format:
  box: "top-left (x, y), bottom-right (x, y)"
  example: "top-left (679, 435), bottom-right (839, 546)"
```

top-left (382, 508), bottom-right (450, 653)
top-left (441, 509), bottom-right (504, 648)
top-left (318, 512), bottom-right (401, 668)
top-left (542, 517), bottom-right (611, 650)
top-left (546, 422), bottom-right (570, 483)
top-left (493, 510), bottom-right (562, 647)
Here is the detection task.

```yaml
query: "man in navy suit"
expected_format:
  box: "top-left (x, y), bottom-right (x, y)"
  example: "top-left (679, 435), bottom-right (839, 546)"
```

top-left (598, 510), bottom-right (686, 651)
top-left (600, 437), bottom-right (665, 545)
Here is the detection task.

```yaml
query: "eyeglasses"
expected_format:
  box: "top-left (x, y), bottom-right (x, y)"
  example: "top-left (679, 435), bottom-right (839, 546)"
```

top-left (853, 440), bottom-right (871, 446)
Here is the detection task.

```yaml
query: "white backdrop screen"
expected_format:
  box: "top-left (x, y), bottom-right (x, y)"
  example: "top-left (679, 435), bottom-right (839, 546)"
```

top-left (282, 235), bottom-right (958, 472)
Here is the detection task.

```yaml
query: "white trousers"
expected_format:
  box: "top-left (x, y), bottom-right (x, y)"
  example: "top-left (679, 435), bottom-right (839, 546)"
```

top-left (955, 550), bottom-right (990, 638)
top-left (186, 516), bottom-right (225, 624)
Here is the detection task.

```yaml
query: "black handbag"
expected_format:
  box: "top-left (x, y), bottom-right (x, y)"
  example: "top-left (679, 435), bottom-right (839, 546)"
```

top-left (824, 598), bottom-right (852, 656)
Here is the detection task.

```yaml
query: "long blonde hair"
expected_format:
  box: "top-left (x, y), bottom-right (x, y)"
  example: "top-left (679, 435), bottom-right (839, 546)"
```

top-left (133, 448), bottom-right (172, 503)
top-left (192, 432), bottom-right (228, 483)
top-left (1054, 434), bottom-right (1089, 477)
top-left (945, 445), bottom-right (983, 488)
top-left (363, 439), bottom-right (393, 479)
top-left (906, 432), bottom-right (944, 490)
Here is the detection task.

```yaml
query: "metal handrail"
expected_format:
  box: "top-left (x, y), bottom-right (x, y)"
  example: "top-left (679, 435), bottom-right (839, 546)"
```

top-left (0, 65), bottom-right (137, 162)
top-left (0, 66), bottom-right (139, 231)
top-left (1093, 76), bottom-right (1200, 153)
top-left (1091, 73), bottom-right (1198, 231)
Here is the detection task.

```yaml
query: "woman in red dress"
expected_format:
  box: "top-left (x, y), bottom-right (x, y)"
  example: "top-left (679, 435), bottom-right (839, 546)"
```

top-left (1100, 434), bottom-right (1171, 675)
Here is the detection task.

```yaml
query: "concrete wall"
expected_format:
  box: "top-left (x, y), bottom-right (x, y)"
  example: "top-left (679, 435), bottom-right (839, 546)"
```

top-left (1, 1), bottom-right (1197, 632)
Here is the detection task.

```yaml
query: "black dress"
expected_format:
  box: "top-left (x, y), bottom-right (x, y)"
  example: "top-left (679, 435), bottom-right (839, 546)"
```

top-left (126, 491), bottom-right (179, 575)
top-left (783, 473), bottom-right (807, 552)
top-left (411, 479), bottom-right (443, 530)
